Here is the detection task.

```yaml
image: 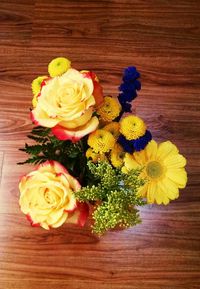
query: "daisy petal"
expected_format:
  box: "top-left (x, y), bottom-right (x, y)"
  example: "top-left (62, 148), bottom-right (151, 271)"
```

top-left (164, 154), bottom-right (187, 169)
top-left (134, 149), bottom-right (147, 165)
top-left (154, 183), bottom-right (165, 205)
top-left (124, 153), bottom-right (139, 171)
top-left (156, 192), bottom-right (169, 205)
top-left (157, 141), bottom-right (179, 160)
top-left (137, 183), bottom-right (148, 198)
top-left (146, 140), bottom-right (158, 160)
top-left (161, 177), bottom-right (179, 200)
top-left (166, 168), bottom-right (187, 188)
top-left (146, 182), bottom-right (156, 204)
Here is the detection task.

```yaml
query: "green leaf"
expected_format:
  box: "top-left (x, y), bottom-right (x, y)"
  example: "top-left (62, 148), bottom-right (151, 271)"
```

top-left (27, 134), bottom-right (48, 143)
top-left (17, 155), bottom-right (46, 165)
top-left (31, 126), bottom-right (51, 137)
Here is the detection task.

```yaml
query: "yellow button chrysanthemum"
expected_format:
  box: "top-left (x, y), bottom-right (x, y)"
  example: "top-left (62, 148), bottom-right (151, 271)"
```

top-left (31, 75), bottom-right (47, 96)
top-left (120, 115), bottom-right (146, 140)
top-left (88, 129), bottom-right (116, 153)
top-left (48, 57), bottom-right (71, 77)
top-left (103, 122), bottom-right (120, 140)
top-left (110, 143), bottom-right (125, 168)
top-left (31, 75), bottom-right (48, 107)
top-left (86, 148), bottom-right (107, 163)
top-left (97, 96), bottom-right (121, 122)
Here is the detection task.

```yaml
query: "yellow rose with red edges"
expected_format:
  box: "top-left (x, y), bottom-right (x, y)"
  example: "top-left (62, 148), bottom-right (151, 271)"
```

top-left (19, 161), bottom-right (89, 230)
top-left (31, 68), bottom-right (102, 142)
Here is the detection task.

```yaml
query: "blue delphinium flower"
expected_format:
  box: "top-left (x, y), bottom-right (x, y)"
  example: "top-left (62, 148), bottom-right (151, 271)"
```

top-left (118, 91), bottom-right (137, 103)
top-left (119, 80), bottom-right (141, 94)
top-left (118, 135), bottom-right (134, 153)
top-left (133, 130), bottom-right (152, 151)
top-left (118, 130), bottom-right (152, 153)
top-left (118, 66), bottom-right (141, 114)
top-left (122, 66), bottom-right (140, 82)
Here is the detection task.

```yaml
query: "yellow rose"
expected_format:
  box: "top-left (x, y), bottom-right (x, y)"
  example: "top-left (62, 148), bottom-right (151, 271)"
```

top-left (19, 161), bottom-right (89, 229)
top-left (31, 68), bottom-right (99, 142)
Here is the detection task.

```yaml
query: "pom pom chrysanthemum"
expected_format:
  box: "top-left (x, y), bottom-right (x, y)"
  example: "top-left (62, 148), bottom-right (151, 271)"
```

top-left (31, 75), bottom-right (47, 96)
top-left (110, 143), bottom-right (125, 168)
top-left (48, 57), bottom-right (71, 77)
top-left (31, 76), bottom-right (48, 107)
top-left (103, 122), bottom-right (120, 140)
top-left (86, 148), bottom-right (107, 163)
top-left (88, 129), bottom-right (115, 153)
top-left (97, 96), bottom-right (121, 122)
top-left (120, 115), bottom-right (146, 140)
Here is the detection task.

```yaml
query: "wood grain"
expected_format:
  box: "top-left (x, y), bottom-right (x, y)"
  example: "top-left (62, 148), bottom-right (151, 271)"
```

top-left (0, 0), bottom-right (200, 288)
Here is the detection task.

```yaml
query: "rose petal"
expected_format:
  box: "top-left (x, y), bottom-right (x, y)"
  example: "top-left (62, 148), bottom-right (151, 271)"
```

top-left (52, 116), bottom-right (99, 142)
top-left (26, 214), bottom-right (40, 227)
top-left (37, 160), bottom-right (68, 174)
top-left (66, 202), bottom-right (89, 227)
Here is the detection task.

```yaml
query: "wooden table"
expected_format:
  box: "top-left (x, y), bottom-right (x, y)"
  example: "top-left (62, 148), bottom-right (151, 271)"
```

top-left (0, 1), bottom-right (200, 288)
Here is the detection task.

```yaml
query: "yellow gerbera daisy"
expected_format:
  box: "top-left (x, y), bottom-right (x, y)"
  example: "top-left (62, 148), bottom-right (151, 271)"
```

top-left (97, 96), bottom-right (121, 122)
top-left (88, 129), bottom-right (115, 153)
top-left (86, 148), bottom-right (107, 163)
top-left (120, 115), bottom-right (146, 140)
top-left (103, 122), bottom-right (120, 140)
top-left (110, 143), bottom-right (125, 168)
top-left (48, 57), bottom-right (71, 77)
top-left (122, 140), bottom-right (187, 205)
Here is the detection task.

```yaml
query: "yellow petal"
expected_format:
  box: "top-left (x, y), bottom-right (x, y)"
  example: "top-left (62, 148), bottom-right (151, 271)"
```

top-left (64, 194), bottom-right (77, 212)
top-left (47, 209), bottom-right (64, 224)
top-left (161, 177), bottom-right (179, 200)
top-left (147, 181), bottom-right (169, 205)
top-left (85, 95), bottom-right (96, 109)
top-left (133, 150), bottom-right (147, 165)
top-left (157, 141), bottom-right (179, 160)
top-left (64, 174), bottom-right (81, 192)
top-left (59, 108), bottom-right (93, 129)
top-left (32, 95), bottom-right (38, 108)
top-left (145, 140), bottom-right (158, 160)
top-left (154, 184), bottom-right (168, 205)
top-left (31, 106), bottom-right (59, 127)
top-left (165, 168), bottom-right (187, 188)
top-left (121, 166), bottom-right (128, 174)
top-left (51, 212), bottom-right (68, 228)
top-left (137, 183), bottom-right (148, 198)
top-left (146, 181), bottom-right (156, 204)
top-left (163, 154), bottom-right (186, 169)
top-left (52, 116), bottom-right (99, 141)
top-left (124, 153), bottom-right (139, 171)
top-left (40, 222), bottom-right (50, 230)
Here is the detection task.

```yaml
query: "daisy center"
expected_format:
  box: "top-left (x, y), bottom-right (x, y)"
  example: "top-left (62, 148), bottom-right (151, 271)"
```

top-left (146, 161), bottom-right (163, 179)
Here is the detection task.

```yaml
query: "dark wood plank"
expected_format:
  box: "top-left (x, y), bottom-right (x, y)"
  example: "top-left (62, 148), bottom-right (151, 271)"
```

top-left (0, 0), bottom-right (34, 45)
top-left (0, 0), bottom-right (200, 288)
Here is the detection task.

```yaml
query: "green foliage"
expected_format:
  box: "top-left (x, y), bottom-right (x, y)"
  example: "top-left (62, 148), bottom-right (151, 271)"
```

top-left (75, 161), bottom-right (146, 235)
top-left (18, 126), bottom-right (89, 182)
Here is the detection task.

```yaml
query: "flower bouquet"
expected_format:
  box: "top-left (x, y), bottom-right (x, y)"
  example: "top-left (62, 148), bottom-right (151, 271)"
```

top-left (18, 57), bottom-right (187, 235)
